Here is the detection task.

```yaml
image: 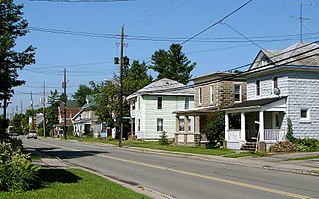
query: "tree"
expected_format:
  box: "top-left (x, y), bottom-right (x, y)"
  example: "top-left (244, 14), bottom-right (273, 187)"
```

top-left (0, 0), bottom-right (36, 118)
top-left (72, 84), bottom-right (93, 107)
top-left (149, 43), bottom-right (196, 84)
top-left (205, 112), bottom-right (225, 149)
top-left (45, 90), bottom-right (60, 134)
top-left (124, 60), bottom-right (152, 95)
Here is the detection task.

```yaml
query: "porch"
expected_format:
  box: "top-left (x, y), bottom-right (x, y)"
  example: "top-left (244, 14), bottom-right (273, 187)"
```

top-left (223, 97), bottom-right (287, 151)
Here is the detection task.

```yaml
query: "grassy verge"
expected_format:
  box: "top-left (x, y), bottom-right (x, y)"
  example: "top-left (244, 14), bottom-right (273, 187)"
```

top-left (0, 168), bottom-right (150, 199)
top-left (66, 136), bottom-right (265, 157)
top-left (285, 155), bottom-right (319, 161)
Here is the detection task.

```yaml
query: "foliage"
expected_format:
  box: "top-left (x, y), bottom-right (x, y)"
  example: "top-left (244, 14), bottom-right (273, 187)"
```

top-left (285, 118), bottom-right (297, 143)
top-left (67, 124), bottom-right (74, 136)
top-left (45, 90), bottom-right (60, 133)
top-left (0, 142), bottom-right (40, 192)
top-left (205, 112), bottom-right (225, 149)
top-left (72, 84), bottom-right (93, 107)
top-left (0, 116), bottom-right (9, 141)
top-left (0, 0), bottom-right (36, 102)
top-left (159, 131), bottom-right (169, 145)
top-left (149, 43), bottom-right (196, 84)
top-left (269, 141), bottom-right (296, 153)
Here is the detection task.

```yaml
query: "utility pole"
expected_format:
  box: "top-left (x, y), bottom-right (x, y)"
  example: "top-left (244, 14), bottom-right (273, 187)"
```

top-left (63, 68), bottom-right (67, 140)
top-left (119, 25), bottom-right (124, 147)
top-left (31, 91), bottom-right (35, 130)
top-left (20, 100), bottom-right (23, 133)
top-left (43, 81), bottom-right (46, 138)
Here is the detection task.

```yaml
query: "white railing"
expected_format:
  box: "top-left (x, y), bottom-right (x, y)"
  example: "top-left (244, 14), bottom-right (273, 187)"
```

top-left (228, 130), bottom-right (241, 141)
top-left (264, 129), bottom-right (286, 141)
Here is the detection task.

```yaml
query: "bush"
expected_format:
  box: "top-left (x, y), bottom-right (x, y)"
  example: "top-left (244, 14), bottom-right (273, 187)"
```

top-left (205, 112), bottom-right (225, 149)
top-left (269, 141), bottom-right (296, 153)
top-left (159, 131), bottom-right (169, 145)
top-left (0, 143), bottom-right (40, 192)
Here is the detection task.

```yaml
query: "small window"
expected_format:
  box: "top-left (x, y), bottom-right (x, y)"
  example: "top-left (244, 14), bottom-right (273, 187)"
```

top-left (157, 118), bottom-right (163, 131)
top-left (234, 84), bottom-right (241, 102)
top-left (273, 76), bottom-right (278, 89)
top-left (300, 109), bottom-right (309, 120)
top-left (184, 97), bottom-right (190, 110)
top-left (210, 85), bottom-right (215, 104)
top-left (157, 97), bottom-right (162, 109)
top-left (188, 118), bottom-right (191, 131)
top-left (132, 102), bottom-right (135, 110)
top-left (179, 119), bottom-right (185, 131)
top-left (198, 87), bottom-right (203, 105)
top-left (256, 80), bottom-right (260, 96)
top-left (137, 119), bottom-right (140, 131)
top-left (138, 97), bottom-right (140, 110)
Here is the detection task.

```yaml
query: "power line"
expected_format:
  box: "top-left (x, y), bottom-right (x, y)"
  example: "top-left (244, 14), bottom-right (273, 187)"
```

top-left (180, 0), bottom-right (253, 45)
top-left (30, 0), bottom-right (134, 2)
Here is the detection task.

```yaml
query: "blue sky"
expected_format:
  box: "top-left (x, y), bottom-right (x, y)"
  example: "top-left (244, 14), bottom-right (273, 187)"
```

top-left (8, 0), bottom-right (319, 116)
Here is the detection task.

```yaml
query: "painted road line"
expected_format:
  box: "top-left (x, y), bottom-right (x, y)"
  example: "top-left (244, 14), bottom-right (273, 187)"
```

top-left (35, 140), bottom-right (314, 199)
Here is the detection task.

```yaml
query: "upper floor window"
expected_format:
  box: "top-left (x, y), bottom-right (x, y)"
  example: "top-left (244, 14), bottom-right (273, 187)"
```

top-left (256, 80), bottom-right (260, 96)
top-left (132, 102), bottom-right (135, 110)
top-left (157, 97), bottom-right (162, 109)
top-left (210, 85), bottom-right (215, 104)
top-left (198, 87), bottom-right (203, 105)
top-left (138, 96), bottom-right (140, 110)
top-left (137, 119), bottom-right (141, 131)
top-left (234, 84), bottom-right (242, 102)
top-left (157, 118), bottom-right (163, 131)
top-left (184, 97), bottom-right (190, 110)
top-left (273, 76), bottom-right (278, 89)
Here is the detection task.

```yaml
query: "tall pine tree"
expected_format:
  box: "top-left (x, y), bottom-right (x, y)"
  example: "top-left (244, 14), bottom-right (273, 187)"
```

top-left (149, 43), bottom-right (195, 85)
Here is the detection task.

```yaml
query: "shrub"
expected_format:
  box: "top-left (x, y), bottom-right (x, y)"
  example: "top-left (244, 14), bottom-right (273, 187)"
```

top-left (269, 141), bottom-right (296, 153)
top-left (205, 112), bottom-right (225, 149)
top-left (159, 131), bottom-right (169, 145)
top-left (0, 143), bottom-right (40, 192)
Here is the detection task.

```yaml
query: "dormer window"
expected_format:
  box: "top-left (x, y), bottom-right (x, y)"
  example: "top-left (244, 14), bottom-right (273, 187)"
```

top-left (261, 55), bottom-right (270, 66)
top-left (256, 80), bottom-right (260, 96)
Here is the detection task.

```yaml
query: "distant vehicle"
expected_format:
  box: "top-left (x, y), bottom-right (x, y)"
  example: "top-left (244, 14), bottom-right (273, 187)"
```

top-left (7, 126), bottom-right (18, 136)
top-left (27, 130), bottom-right (38, 139)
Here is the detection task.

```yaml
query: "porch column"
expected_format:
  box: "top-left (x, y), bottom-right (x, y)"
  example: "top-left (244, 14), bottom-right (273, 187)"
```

top-left (225, 113), bottom-right (229, 141)
top-left (175, 115), bottom-right (180, 144)
top-left (194, 116), bottom-right (201, 146)
top-left (259, 111), bottom-right (264, 141)
top-left (240, 112), bottom-right (246, 142)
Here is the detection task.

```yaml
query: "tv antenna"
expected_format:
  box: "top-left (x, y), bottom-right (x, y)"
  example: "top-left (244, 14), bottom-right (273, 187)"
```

top-left (289, 2), bottom-right (317, 43)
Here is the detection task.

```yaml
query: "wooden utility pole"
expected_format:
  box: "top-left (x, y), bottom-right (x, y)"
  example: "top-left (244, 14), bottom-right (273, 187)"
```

top-left (119, 25), bottom-right (124, 147)
top-left (31, 91), bottom-right (35, 130)
top-left (63, 68), bottom-right (67, 140)
top-left (20, 100), bottom-right (23, 133)
top-left (43, 81), bottom-right (46, 138)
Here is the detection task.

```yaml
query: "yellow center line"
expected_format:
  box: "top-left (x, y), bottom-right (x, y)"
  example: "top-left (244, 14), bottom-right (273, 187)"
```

top-left (37, 141), bottom-right (314, 199)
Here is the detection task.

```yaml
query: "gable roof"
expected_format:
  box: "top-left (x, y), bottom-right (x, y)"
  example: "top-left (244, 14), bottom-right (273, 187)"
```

top-left (250, 42), bottom-right (319, 70)
top-left (127, 78), bottom-right (194, 100)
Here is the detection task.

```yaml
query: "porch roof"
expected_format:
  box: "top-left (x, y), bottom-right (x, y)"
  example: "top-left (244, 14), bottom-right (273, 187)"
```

top-left (222, 96), bottom-right (287, 112)
top-left (173, 106), bottom-right (218, 116)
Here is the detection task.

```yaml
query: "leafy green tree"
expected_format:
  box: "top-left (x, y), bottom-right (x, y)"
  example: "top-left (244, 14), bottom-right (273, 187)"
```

top-left (205, 112), bottom-right (225, 149)
top-left (124, 60), bottom-right (152, 95)
top-left (72, 84), bottom-right (93, 107)
top-left (149, 43), bottom-right (196, 84)
top-left (0, 0), bottom-right (36, 118)
top-left (45, 90), bottom-right (60, 134)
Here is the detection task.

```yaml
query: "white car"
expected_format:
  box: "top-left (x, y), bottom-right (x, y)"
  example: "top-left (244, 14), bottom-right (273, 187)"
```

top-left (27, 130), bottom-right (38, 139)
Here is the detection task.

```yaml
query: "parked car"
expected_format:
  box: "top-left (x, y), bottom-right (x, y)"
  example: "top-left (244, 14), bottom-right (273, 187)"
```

top-left (27, 130), bottom-right (38, 139)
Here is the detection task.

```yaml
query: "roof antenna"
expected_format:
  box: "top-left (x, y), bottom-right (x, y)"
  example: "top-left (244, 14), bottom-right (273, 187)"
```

top-left (289, 2), bottom-right (316, 43)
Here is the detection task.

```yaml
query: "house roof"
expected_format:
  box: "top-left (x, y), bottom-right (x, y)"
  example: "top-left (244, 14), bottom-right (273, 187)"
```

top-left (83, 95), bottom-right (96, 108)
top-left (127, 78), bottom-right (194, 100)
top-left (222, 96), bottom-right (287, 111)
top-left (250, 42), bottom-right (319, 70)
top-left (190, 72), bottom-right (246, 83)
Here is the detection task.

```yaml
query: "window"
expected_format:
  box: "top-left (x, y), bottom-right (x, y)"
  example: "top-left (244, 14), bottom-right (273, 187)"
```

top-left (132, 102), bottom-right (135, 110)
top-left (157, 118), bottom-right (163, 131)
top-left (198, 87), bottom-right (203, 105)
top-left (184, 97), bottom-right (190, 110)
top-left (138, 96), bottom-right (140, 110)
top-left (179, 119), bottom-right (185, 131)
top-left (256, 80), bottom-right (260, 96)
top-left (234, 84), bottom-right (241, 102)
top-left (210, 85), bottom-right (215, 104)
top-left (137, 119), bottom-right (140, 131)
top-left (300, 108), bottom-right (310, 120)
top-left (273, 76), bottom-right (278, 89)
top-left (157, 97), bottom-right (162, 109)
top-left (188, 118), bottom-right (191, 131)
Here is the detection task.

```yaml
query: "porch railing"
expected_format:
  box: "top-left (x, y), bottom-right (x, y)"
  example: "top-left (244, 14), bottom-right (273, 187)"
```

top-left (264, 129), bottom-right (286, 141)
top-left (228, 130), bottom-right (240, 141)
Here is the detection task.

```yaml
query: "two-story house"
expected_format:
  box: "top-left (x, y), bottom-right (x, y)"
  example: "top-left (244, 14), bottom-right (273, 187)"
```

top-left (127, 78), bottom-right (194, 141)
top-left (72, 95), bottom-right (101, 138)
top-left (223, 42), bottom-right (319, 150)
top-left (174, 72), bottom-right (246, 145)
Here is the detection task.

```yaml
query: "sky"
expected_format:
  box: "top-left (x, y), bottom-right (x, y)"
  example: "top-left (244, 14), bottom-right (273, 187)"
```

top-left (6, 0), bottom-right (319, 117)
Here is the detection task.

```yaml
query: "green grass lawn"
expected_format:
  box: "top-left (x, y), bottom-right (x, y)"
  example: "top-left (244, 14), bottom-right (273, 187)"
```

top-left (0, 168), bottom-right (149, 199)
top-left (66, 136), bottom-right (264, 157)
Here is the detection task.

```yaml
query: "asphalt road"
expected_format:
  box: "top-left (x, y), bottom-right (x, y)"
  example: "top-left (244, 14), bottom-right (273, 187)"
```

top-left (23, 137), bottom-right (319, 199)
